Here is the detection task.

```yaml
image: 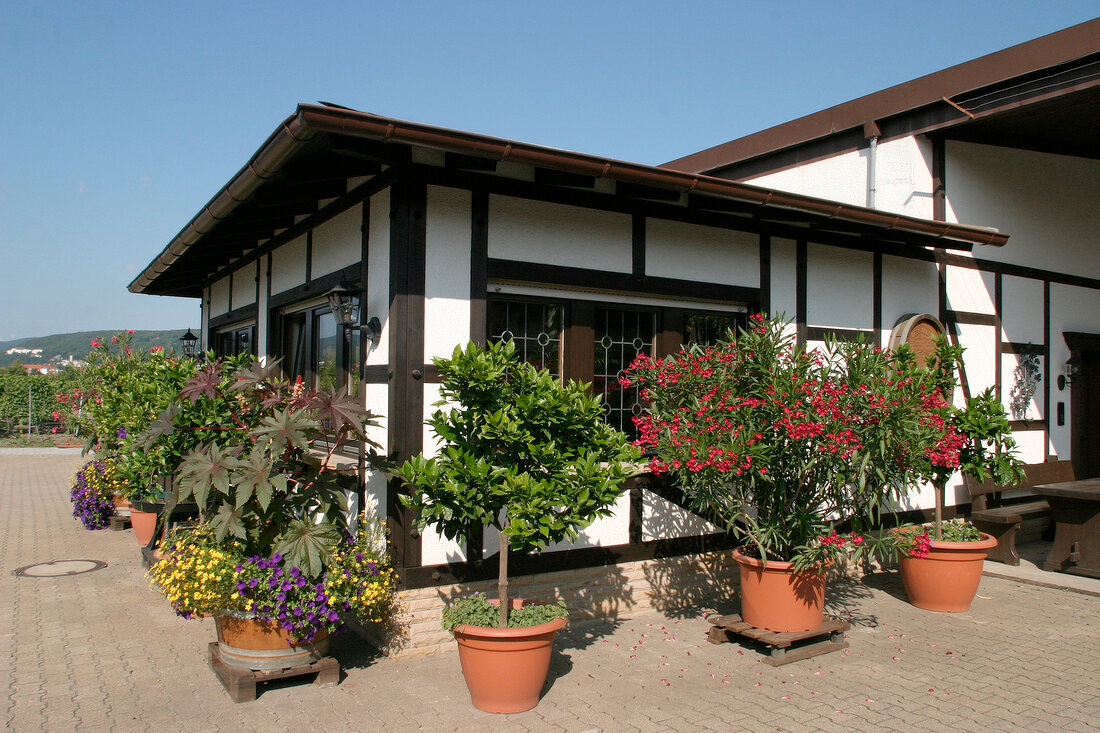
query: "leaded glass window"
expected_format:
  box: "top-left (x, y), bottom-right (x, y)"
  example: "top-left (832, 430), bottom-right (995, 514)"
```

top-left (488, 300), bottom-right (563, 377)
top-left (594, 308), bottom-right (655, 438)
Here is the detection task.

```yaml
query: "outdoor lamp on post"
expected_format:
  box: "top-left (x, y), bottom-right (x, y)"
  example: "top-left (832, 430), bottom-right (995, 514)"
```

top-left (325, 282), bottom-right (381, 348)
top-left (179, 328), bottom-right (199, 359)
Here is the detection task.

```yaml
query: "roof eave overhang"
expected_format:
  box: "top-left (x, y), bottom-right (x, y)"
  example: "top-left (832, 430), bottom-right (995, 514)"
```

top-left (131, 105), bottom-right (1008, 297)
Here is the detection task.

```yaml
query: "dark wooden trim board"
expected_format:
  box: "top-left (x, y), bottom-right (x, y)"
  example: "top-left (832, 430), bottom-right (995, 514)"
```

top-left (470, 189), bottom-right (488, 346)
top-left (805, 326), bottom-right (875, 343)
top-left (267, 266), bottom-right (360, 312)
top-left (1009, 420), bottom-right (1046, 432)
top-left (758, 234), bottom-right (771, 317)
top-left (209, 304), bottom-right (259, 331)
top-left (632, 214), bottom-right (646, 276)
top-left (945, 310), bottom-right (997, 327)
top-left (487, 258), bottom-right (760, 305)
top-left (1002, 342), bottom-right (1045, 355)
top-left (995, 272), bottom-right (1003, 401)
top-left (386, 178), bottom-right (427, 571)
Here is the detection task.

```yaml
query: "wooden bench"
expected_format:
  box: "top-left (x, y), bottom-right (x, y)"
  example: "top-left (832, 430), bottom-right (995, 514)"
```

top-left (964, 460), bottom-right (1074, 566)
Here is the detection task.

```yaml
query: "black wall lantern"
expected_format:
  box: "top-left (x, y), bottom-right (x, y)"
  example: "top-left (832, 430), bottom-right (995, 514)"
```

top-left (179, 328), bottom-right (199, 358)
top-left (325, 283), bottom-right (382, 348)
top-left (1058, 356), bottom-right (1082, 391)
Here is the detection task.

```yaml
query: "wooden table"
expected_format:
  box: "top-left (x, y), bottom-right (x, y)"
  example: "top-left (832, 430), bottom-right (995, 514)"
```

top-left (1032, 479), bottom-right (1100, 578)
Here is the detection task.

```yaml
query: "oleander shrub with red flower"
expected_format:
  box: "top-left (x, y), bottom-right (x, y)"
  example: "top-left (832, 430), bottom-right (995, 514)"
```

top-left (624, 314), bottom-right (960, 566)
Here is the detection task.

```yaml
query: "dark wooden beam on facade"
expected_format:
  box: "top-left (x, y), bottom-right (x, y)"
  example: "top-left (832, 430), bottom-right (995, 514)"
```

top-left (487, 258), bottom-right (760, 305)
top-left (386, 177), bottom-right (427, 571)
top-left (632, 214), bottom-right (645, 276)
top-left (446, 152), bottom-right (498, 172)
top-left (758, 234), bottom-right (771, 317)
top-left (805, 326), bottom-right (876, 343)
top-left (328, 134), bottom-right (413, 166)
top-left (534, 168), bottom-right (596, 188)
top-left (616, 181), bottom-right (682, 202)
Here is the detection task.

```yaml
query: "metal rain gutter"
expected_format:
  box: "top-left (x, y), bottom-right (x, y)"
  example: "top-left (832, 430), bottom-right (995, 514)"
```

top-left (131, 104), bottom-right (1008, 295)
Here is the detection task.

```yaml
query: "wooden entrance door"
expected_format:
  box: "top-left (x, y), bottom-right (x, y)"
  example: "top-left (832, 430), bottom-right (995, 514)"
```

top-left (1065, 333), bottom-right (1100, 479)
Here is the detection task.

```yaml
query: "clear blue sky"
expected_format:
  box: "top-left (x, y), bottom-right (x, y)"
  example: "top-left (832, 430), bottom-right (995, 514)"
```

top-left (1, 1), bottom-right (1096, 341)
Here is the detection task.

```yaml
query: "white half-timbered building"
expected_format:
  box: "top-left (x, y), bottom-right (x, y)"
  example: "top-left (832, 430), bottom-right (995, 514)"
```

top-left (131, 19), bottom-right (1099, 654)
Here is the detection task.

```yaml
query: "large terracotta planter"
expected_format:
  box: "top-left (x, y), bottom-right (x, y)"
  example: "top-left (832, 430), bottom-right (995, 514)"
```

top-left (897, 531), bottom-right (998, 612)
top-left (453, 616), bottom-right (567, 713)
top-left (214, 613), bottom-right (330, 670)
top-left (129, 500), bottom-right (200, 546)
top-left (130, 507), bottom-right (158, 545)
top-left (733, 548), bottom-right (826, 632)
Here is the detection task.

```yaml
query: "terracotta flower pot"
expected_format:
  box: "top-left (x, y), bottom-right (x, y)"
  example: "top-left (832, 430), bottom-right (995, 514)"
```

top-left (130, 508), bottom-right (158, 546)
top-left (453, 615), bottom-right (567, 713)
top-left (111, 494), bottom-right (131, 517)
top-left (733, 548), bottom-right (826, 632)
top-left (897, 531), bottom-right (998, 612)
top-left (214, 613), bottom-right (330, 670)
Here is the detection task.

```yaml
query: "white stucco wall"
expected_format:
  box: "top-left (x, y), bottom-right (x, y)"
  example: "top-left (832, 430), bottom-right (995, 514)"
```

top-left (955, 323), bottom-right (997, 396)
top-left (745, 136), bottom-right (934, 219)
top-left (366, 190), bottom-right (390, 368)
top-left (424, 186), bottom-right (472, 362)
top-left (880, 254), bottom-right (938, 346)
top-left (945, 142), bottom-right (1100, 279)
top-left (645, 218), bottom-right (758, 287)
top-left (945, 262), bottom-right (996, 315)
top-left (311, 204), bottom-right (361, 278)
top-left (209, 276), bottom-right (230, 317)
top-left (769, 237), bottom-right (798, 319)
top-left (1000, 275), bottom-right (1044, 345)
top-left (363, 190), bottom-right (391, 524)
top-left (270, 234), bottom-right (308, 295)
top-left (642, 492), bottom-right (719, 541)
top-left (488, 195), bottom-right (632, 272)
top-left (806, 244), bottom-right (873, 331)
top-left (230, 262), bottom-right (256, 308)
top-left (256, 256), bottom-right (269, 363)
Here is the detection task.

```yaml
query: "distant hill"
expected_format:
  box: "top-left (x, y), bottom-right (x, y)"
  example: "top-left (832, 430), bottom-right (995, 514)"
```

top-left (0, 329), bottom-right (195, 367)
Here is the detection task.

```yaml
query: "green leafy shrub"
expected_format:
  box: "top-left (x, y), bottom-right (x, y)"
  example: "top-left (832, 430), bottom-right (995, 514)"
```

top-left (441, 594), bottom-right (569, 631)
top-left (397, 340), bottom-right (640, 627)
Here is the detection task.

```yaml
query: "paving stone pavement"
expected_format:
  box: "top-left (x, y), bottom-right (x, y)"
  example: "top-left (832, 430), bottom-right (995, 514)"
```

top-left (3, 450), bottom-right (1098, 732)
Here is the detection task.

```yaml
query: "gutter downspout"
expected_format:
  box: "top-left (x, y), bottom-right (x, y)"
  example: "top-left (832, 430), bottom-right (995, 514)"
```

top-left (864, 120), bottom-right (881, 209)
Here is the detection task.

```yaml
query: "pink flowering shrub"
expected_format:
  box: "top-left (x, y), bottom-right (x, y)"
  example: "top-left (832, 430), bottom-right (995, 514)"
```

top-left (624, 314), bottom-right (962, 565)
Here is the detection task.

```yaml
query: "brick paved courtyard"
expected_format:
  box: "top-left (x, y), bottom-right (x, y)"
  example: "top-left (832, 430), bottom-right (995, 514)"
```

top-left (2, 449), bottom-right (1098, 732)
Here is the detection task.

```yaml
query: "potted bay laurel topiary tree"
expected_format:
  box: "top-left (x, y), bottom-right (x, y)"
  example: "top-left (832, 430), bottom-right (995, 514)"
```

top-left (397, 340), bottom-right (639, 713)
top-left (624, 314), bottom-right (949, 633)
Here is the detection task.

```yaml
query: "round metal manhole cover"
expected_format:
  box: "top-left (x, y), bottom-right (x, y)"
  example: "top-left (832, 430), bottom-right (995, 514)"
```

top-left (13, 559), bottom-right (107, 577)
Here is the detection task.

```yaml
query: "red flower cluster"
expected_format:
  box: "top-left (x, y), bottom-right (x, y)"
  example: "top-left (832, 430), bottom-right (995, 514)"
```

top-left (819, 530), bottom-right (864, 547)
top-left (622, 313), bottom-right (965, 561)
top-left (907, 531), bottom-right (932, 559)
